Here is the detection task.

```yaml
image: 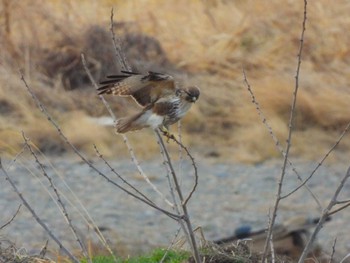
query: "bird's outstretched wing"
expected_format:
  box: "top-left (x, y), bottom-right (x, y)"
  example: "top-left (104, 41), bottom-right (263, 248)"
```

top-left (98, 71), bottom-right (176, 107)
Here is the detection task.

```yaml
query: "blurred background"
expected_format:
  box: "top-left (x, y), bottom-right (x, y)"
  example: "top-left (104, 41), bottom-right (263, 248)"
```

top-left (1, 0), bottom-right (350, 163)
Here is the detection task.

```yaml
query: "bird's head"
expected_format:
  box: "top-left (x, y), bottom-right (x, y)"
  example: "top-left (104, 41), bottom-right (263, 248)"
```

top-left (180, 86), bottom-right (200, 103)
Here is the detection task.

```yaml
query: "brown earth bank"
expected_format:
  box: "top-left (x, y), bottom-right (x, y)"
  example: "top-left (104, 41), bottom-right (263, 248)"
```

top-left (1, 0), bottom-right (350, 164)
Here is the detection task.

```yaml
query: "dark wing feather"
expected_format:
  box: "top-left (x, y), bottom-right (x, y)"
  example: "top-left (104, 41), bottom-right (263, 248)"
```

top-left (105, 71), bottom-right (140, 79)
top-left (98, 71), bottom-right (176, 107)
top-left (130, 85), bottom-right (154, 106)
top-left (98, 71), bottom-right (139, 93)
top-left (153, 100), bottom-right (176, 116)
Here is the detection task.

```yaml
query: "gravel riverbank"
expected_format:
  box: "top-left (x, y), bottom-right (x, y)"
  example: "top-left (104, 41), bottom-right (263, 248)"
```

top-left (1, 155), bottom-right (349, 260)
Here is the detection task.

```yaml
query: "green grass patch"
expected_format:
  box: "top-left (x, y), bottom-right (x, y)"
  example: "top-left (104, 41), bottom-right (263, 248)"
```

top-left (81, 248), bottom-right (190, 263)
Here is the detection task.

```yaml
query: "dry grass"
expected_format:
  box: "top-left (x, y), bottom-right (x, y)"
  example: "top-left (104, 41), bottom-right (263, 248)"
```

top-left (1, 0), bottom-right (350, 163)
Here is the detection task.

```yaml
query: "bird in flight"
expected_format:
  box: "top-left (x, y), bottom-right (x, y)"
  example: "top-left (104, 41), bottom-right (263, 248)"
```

top-left (98, 71), bottom-right (200, 135)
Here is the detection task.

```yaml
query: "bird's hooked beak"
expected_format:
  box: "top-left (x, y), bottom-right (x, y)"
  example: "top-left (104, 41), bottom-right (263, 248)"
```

top-left (185, 91), bottom-right (198, 103)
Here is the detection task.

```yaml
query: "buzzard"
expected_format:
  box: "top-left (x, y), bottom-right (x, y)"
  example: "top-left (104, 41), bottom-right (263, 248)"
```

top-left (98, 71), bottom-right (200, 134)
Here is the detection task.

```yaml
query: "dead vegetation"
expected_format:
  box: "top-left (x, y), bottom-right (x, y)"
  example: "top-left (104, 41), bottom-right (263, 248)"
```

top-left (1, 0), bottom-right (350, 162)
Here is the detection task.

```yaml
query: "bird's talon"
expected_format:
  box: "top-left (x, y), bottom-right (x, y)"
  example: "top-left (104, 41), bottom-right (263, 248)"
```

top-left (160, 128), bottom-right (175, 142)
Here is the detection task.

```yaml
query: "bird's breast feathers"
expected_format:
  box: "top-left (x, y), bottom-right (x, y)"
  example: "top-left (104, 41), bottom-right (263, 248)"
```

top-left (137, 109), bottom-right (165, 129)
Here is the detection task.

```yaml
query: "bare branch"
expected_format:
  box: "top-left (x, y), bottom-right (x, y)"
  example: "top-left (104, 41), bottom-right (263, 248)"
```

top-left (329, 238), bottom-right (337, 263)
top-left (298, 166), bottom-right (350, 262)
top-left (242, 68), bottom-right (321, 208)
top-left (327, 201), bottom-right (350, 217)
top-left (283, 120), bottom-right (350, 198)
top-left (155, 130), bottom-right (201, 263)
top-left (81, 53), bottom-right (117, 120)
top-left (0, 204), bottom-right (21, 230)
top-left (28, 142), bottom-right (116, 258)
top-left (0, 158), bottom-right (79, 263)
top-left (262, 0), bottom-right (308, 261)
top-left (177, 121), bottom-right (184, 176)
top-left (336, 199), bottom-right (350, 204)
top-left (110, 7), bottom-right (131, 72)
top-left (155, 132), bottom-right (191, 247)
top-left (160, 226), bottom-right (182, 263)
top-left (340, 253), bottom-right (350, 263)
top-left (22, 132), bottom-right (91, 263)
top-left (93, 144), bottom-right (161, 206)
top-left (161, 132), bottom-right (198, 206)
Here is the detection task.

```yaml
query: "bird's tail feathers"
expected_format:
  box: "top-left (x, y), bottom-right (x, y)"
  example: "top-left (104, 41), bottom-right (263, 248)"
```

top-left (115, 112), bottom-right (146, 133)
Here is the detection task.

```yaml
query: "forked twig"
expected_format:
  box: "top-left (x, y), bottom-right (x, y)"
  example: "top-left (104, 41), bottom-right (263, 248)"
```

top-left (155, 132), bottom-right (191, 247)
top-left (329, 238), bottom-right (337, 263)
top-left (0, 204), bottom-right (21, 230)
top-left (22, 132), bottom-right (91, 262)
top-left (161, 131), bottom-right (199, 206)
top-left (0, 158), bottom-right (79, 263)
top-left (93, 144), bottom-right (157, 206)
top-left (159, 226), bottom-right (182, 263)
top-left (28, 142), bottom-right (115, 258)
top-left (110, 7), bottom-right (131, 72)
top-left (283, 121), bottom-right (350, 198)
top-left (298, 166), bottom-right (350, 262)
top-left (262, 1), bottom-right (308, 261)
top-left (155, 130), bottom-right (201, 263)
top-left (327, 200), bottom-right (350, 217)
top-left (242, 69), bottom-right (321, 208)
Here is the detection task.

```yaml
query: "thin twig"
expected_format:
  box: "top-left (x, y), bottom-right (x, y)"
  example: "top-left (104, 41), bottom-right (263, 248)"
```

top-left (39, 240), bottom-right (49, 259)
top-left (177, 121), bottom-right (184, 180)
top-left (298, 166), bottom-right (350, 263)
top-left (13, 152), bottom-right (109, 259)
top-left (159, 226), bottom-right (182, 263)
top-left (155, 130), bottom-right (201, 263)
top-left (329, 238), bottom-right (337, 263)
top-left (110, 7), bottom-right (131, 72)
top-left (81, 53), bottom-right (117, 120)
top-left (0, 158), bottom-right (79, 263)
top-left (340, 253), bottom-right (350, 263)
top-left (269, 233), bottom-right (275, 263)
top-left (262, 1), bottom-right (308, 261)
top-left (22, 132), bottom-right (91, 263)
top-left (155, 132), bottom-right (191, 247)
top-left (161, 132), bottom-right (199, 206)
top-left (336, 199), bottom-right (350, 204)
top-left (29, 142), bottom-right (115, 259)
top-left (93, 144), bottom-right (159, 206)
top-left (242, 69), bottom-right (321, 208)
top-left (283, 120), bottom-right (350, 198)
top-left (327, 201), bottom-right (350, 217)
top-left (242, 68), bottom-right (321, 209)
top-left (0, 204), bottom-right (21, 230)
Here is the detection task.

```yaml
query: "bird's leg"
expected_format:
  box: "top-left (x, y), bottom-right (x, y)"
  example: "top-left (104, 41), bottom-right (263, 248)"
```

top-left (159, 126), bottom-right (175, 142)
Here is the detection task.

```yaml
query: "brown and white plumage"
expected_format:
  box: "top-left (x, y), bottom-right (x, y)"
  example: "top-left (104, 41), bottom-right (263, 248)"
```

top-left (98, 71), bottom-right (200, 133)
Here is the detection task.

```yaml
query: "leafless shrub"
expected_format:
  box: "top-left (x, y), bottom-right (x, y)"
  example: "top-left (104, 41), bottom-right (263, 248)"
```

top-left (241, 0), bottom-right (350, 262)
top-left (9, 7), bottom-right (202, 263)
top-left (36, 23), bottom-right (172, 91)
